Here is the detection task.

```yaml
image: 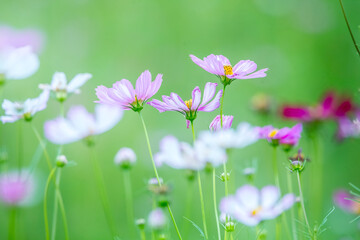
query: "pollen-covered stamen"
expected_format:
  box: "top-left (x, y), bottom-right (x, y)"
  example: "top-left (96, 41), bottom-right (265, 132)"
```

top-left (251, 207), bottom-right (262, 216)
top-left (185, 99), bottom-right (193, 109)
top-left (268, 129), bottom-right (278, 138)
top-left (223, 65), bottom-right (234, 76)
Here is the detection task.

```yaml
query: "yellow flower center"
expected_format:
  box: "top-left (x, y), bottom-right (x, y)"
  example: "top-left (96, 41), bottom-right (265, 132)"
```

top-left (251, 207), bottom-right (262, 216)
top-left (185, 99), bottom-right (193, 109)
top-left (223, 65), bottom-right (234, 76)
top-left (268, 129), bottom-right (278, 138)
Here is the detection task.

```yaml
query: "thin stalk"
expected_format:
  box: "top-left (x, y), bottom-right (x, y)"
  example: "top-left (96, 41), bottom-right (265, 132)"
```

top-left (224, 231), bottom-right (227, 240)
top-left (138, 112), bottom-right (182, 240)
top-left (31, 123), bottom-right (52, 170)
top-left (287, 172), bottom-right (297, 240)
top-left (44, 168), bottom-right (56, 240)
top-left (8, 207), bottom-right (17, 240)
top-left (17, 121), bottom-right (23, 170)
top-left (272, 147), bottom-right (280, 239)
top-left (57, 188), bottom-right (69, 240)
top-left (339, 0), bottom-right (360, 55)
top-left (197, 171), bottom-right (208, 239)
top-left (312, 134), bottom-right (323, 220)
top-left (213, 169), bottom-right (221, 240)
top-left (123, 170), bottom-right (135, 237)
top-left (220, 85), bottom-right (226, 126)
top-left (140, 229), bottom-right (146, 240)
top-left (230, 233), bottom-right (234, 240)
top-left (50, 172), bottom-right (60, 240)
top-left (296, 171), bottom-right (312, 235)
top-left (183, 179), bottom-right (194, 239)
top-left (89, 146), bottom-right (117, 237)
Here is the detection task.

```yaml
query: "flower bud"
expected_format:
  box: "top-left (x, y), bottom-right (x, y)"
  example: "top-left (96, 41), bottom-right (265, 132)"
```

top-left (243, 167), bottom-right (255, 183)
top-left (220, 172), bottom-right (230, 182)
top-left (114, 147), bottom-right (136, 170)
top-left (148, 208), bottom-right (167, 229)
top-left (185, 170), bottom-right (195, 181)
top-left (23, 112), bottom-right (32, 122)
top-left (225, 221), bottom-right (235, 232)
top-left (135, 218), bottom-right (146, 230)
top-left (55, 91), bottom-right (67, 102)
top-left (289, 149), bottom-right (309, 173)
top-left (56, 155), bottom-right (68, 168)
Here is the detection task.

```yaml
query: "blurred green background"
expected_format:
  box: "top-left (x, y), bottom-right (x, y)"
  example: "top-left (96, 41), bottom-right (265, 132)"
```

top-left (0, 0), bottom-right (360, 239)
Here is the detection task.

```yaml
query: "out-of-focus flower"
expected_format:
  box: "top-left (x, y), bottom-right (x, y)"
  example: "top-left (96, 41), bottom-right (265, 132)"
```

top-left (257, 123), bottom-right (302, 148)
top-left (154, 135), bottom-right (227, 170)
top-left (135, 218), bottom-right (146, 229)
top-left (95, 70), bottom-right (162, 112)
top-left (288, 149), bottom-right (309, 173)
top-left (336, 111), bottom-right (360, 140)
top-left (333, 190), bottom-right (360, 214)
top-left (0, 25), bottom-right (44, 53)
top-left (1, 90), bottom-right (49, 123)
top-left (0, 46), bottom-right (39, 82)
top-left (39, 72), bottom-right (92, 102)
top-left (220, 185), bottom-right (296, 226)
top-left (251, 93), bottom-right (272, 114)
top-left (0, 170), bottom-right (35, 206)
top-left (190, 54), bottom-right (268, 86)
top-left (148, 208), bottom-right (167, 229)
top-left (44, 104), bottom-right (123, 145)
top-left (282, 92), bottom-right (353, 122)
top-left (56, 155), bottom-right (68, 168)
top-left (199, 122), bottom-right (259, 149)
top-left (209, 115), bottom-right (233, 131)
top-left (114, 147), bottom-right (136, 169)
top-left (148, 82), bottom-right (222, 128)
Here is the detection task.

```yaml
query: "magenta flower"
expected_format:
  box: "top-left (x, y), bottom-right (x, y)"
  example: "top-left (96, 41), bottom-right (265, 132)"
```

top-left (95, 70), bottom-right (162, 112)
top-left (190, 54), bottom-right (268, 86)
top-left (209, 115), bottom-right (233, 131)
top-left (258, 123), bottom-right (302, 148)
top-left (220, 185), bottom-right (296, 226)
top-left (0, 170), bottom-right (35, 206)
top-left (333, 190), bottom-right (360, 214)
top-left (147, 82), bottom-right (222, 127)
top-left (282, 92), bottom-right (353, 122)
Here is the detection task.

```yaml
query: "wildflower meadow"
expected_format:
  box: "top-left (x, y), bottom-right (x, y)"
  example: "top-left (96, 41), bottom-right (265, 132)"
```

top-left (0, 0), bottom-right (359, 239)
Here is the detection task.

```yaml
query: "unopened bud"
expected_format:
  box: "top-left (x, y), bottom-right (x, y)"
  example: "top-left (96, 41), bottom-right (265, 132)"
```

top-left (225, 221), bottom-right (235, 232)
top-left (135, 218), bottom-right (146, 230)
top-left (220, 172), bottom-right (230, 182)
top-left (114, 147), bottom-right (136, 170)
top-left (56, 91), bottom-right (67, 102)
top-left (56, 155), bottom-right (68, 167)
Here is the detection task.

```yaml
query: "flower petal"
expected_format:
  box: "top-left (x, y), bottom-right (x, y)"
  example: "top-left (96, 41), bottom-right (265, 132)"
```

top-left (135, 70), bottom-right (152, 100)
top-left (235, 185), bottom-right (260, 211)
top-left (198, 89), bottom-right (222, 112)
top-left (67, 73), bottom-right (92, 93)
top-left (95, 104), bottom-right (123, 135)
top-left (191, 86), bottom-right (201, 110)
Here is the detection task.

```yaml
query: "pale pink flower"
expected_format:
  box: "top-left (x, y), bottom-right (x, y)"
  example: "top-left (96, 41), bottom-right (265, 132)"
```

top-left (114, 147), bottom-right (136, 168)
top-left (148, 208), bottom-right (167, 229)
top-left (95, 70), bottom-right (162, 111)
top-left (209, 115), bottom-right (233, 131)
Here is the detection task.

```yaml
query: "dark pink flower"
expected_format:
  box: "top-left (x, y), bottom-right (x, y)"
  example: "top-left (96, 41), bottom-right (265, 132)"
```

top-left (95, 70), bottom-right (162, 112)
top-left (147, 82), bottom-right (222, 126)
top-left (333, 190), bottom-right (360, 214)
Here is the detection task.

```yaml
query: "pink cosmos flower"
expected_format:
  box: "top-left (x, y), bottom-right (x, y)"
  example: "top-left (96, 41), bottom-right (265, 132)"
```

top-left (209, 115), bottom-right (233, 131)
top-left (148, 208), bottom-right (167, 229)
top-left (1, 90), bottom-right (49, 123)
top-left (44, 104), bottom-right (123, 144)
top-left (336, 110), bottom-right (360, 140)
top-left (282, 92), bottom-right (353, 122)
top-left (333, 190), bottom-right (360, 214)
top-left (95, 70), bottom-right (162, 112)
top-left (220, 185), bottom-right (296, 226)
top-left (0, 170), bottom-right (35, 206)
top-left (0, 25), bottom-right (44, 53)
top-left (257, 123), bottom-right (302, 147)
top-left (190, 54), bottom-right (268, 85)
top-left (147, 82), bottom-right (222, 127)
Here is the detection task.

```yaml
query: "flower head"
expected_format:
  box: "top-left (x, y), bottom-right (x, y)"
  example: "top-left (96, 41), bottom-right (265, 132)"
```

top-left (95, 70), bottom-right (162, 112)
top-left (114, 147), bottom-right (136, 169)
top-left (199, 122), bottom-right (259, 149)
top-left (288, 149), bottom-right (309, 173)
top-left (148, 208), bottom-right (167, 229)
top-left (39, 72), bottom-right (92, 102)
top-left (1, 90), bottom-right (49, 123)
top-left (209, 115), bottom-right (233, 131)
top-left (56, 155), bottom-right (68, 168)
top-left (148, 82), bottom-right (222, 127)
top-left (44, 104), bottom-right (123, 145)
top-left (333, 190), bottom-right (360, 214)
top-left (257, 123), bottom-right (302, 148)
top-left (220, 185), bottom-right (296, 226)
top-left (0, 170), bottom-right (35, 206)
top-left (190, 54), bottom-right (268, 86)
top-left (0, 46), bottom-right (39, 82)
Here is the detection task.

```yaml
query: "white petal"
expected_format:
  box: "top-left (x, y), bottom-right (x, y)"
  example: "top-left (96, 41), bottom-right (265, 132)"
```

top-left (44, 118), bottom-right (82, 144)
top-left (94, 104), bottom-right (123, 135)
top-left (236, 185), bottom-right (260, 211)
top-left (67, 73), bottom-right (92, 93)
top-left (261, 186), bottom-right (280, 209)
top-left (50, 72), bottom-right (67, 90)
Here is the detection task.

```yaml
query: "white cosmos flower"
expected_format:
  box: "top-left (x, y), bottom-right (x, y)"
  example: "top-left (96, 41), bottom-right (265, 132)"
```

top-left (39, 72), bottom-right (92, 97)
top-left (199, 122), bottom-right (259, 149)
top-left (0, 46), bottom-right (39, 81)
top-left (114, 147), bottom-right (136, 167)
top-left (44, 104), bottom-right (123, 145)
top-left (1, 90), bottom-right (49, 123)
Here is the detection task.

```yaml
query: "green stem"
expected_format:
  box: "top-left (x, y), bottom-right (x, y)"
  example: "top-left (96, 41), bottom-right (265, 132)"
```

top-left (140, 229), bottom-right (146, 240)
top-left (197, 171), bottom-right (208, 239)
top-left (50, 172), bottom-right (60, 240)
top-left (220, 85), bottom-right (226, 127)
top-left (213, 169), bottom-right (221, 240)
top-left (44, 168), bottom-right (56, 240)
top-left (339, 0), bottom-right (360, 56)
top-left (138, 112), bottom-right (182, 240)
top-left (272, 147), bottom-right (280, 190)
top-left (8, 207), bottom-right (17, 240)
top-left (230, 233), bottom-right (234, 240)
top-left (17, 121), bottom-right (23, 170)
top-left (31, 123), bottom-right (52, 170)
top-left (287, 172), bottom-right (297, 240)
top-left (123, 170), bottom-right (135, 237)
top-left (57, 188), bottom-right (69, 240)
top-left (183, 179), bottom-right (194, 239)
top-left (224, 231), bottom-right (227, 240)
top-left (89, 145), bottom-right (117, 237)
top-left (312, 135), bottom-right (323, 220)
top-left (296, 171), bottom-right (312, 236)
